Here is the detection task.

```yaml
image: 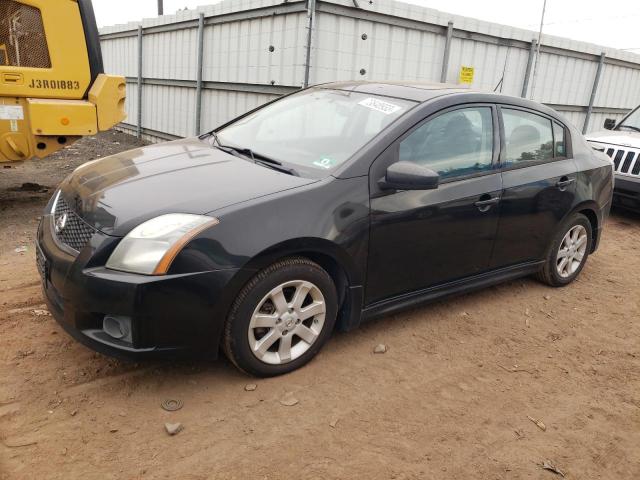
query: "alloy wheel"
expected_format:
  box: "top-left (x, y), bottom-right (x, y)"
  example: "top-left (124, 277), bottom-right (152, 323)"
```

top-left (247, 280), bottom-right (326, 365)
top-left (556, 225), bottom-right (588, 278)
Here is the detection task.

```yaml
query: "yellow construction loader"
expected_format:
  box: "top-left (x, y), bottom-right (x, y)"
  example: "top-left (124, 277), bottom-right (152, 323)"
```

top-left (0, 0), bottom-right (125, 162)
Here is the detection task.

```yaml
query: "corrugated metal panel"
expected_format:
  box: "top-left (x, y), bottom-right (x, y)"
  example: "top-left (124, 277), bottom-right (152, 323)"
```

top-left (323, 0), bottom-right (640, 64)
top-left (551, 110), bottom-right (628, 134)
top-left (202, 12), bottom-right (307, 86)
top-left (124, 81), bottom-right (138, 126)
top-left (595, 64), bottom-right (640, 109)
top-left (586, 112), bottom-right (628, 133)
top-left (141, 85), bottom-right (196, 137)
top-left (312, 13), bottom-right (445, 84)
top-left (530, 53), bottom-right (598, 106)
top-left (445, 39), bottom-right (531, 94)
top-left (100, 0), bottom-right (640, 142)
top-left (142, 29), bottom-right (199, 80)
top-left (554, 110), bottom-right (585, 133)
top-left (102, 36), bottom-right (138, 78)
top-left (200, 89), bottom-right (279, 133)
top-left (100, 0), bottom-right (305, 34)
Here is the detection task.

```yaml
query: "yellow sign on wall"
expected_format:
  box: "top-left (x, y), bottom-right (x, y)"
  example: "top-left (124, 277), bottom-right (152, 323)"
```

top-left (459, 66), bottom-right (475, 84)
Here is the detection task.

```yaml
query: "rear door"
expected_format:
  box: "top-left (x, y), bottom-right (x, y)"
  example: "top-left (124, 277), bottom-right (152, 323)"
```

top-left (366, 104), bottom-right (502, 304)
top-left (489, 106), bottom-right (577, 268)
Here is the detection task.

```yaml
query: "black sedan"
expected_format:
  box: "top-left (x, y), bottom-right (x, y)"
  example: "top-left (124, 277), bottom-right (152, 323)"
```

top-left (37, 82), bottom-right (613, 376)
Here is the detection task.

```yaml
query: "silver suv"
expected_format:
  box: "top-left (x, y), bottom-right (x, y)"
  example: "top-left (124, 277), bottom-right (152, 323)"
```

top-left (587, 107), bottom-right (640, 211)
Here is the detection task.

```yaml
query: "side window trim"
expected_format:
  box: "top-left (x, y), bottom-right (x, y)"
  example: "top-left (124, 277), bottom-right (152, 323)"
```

top-left (392, 103), bottom-right (501, 185)
top-left (497, 104), bottom-right (571, 172)
top-left (552, 120), bottom-right (569, 160)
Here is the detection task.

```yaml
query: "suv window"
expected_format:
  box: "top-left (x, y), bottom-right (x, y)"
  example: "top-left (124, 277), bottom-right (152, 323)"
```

top-left (399, 107), bottom-right (494, 180)
top-left (502, 109), bottom-right (553, 166)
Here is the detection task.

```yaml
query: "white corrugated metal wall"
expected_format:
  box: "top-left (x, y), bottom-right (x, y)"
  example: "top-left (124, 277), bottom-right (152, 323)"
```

top-left (99, 0), bottom-right (640, 142)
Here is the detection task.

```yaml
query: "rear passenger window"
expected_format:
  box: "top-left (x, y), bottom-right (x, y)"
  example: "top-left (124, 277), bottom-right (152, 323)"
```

top-left (502, 109), bottom-right (553, 166)
top-left (399, 107), bottom-right (494, 180)
top-left (553, 122), bottom-right (566, 157)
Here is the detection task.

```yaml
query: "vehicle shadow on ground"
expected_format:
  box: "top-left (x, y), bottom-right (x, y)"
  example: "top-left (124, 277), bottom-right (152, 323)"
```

top-left (80, 274), bottom-right (534, 386)
top-left (610, 206), bottom-right (640, 222)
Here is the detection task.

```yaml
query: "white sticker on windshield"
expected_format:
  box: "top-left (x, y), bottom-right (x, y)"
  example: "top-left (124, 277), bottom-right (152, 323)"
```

top-left (313, 157), bottom-right (337, 169)
top-left (0, 105), bottom-right (24, 121)
top-left (358, 97), bottom-right (402, 115)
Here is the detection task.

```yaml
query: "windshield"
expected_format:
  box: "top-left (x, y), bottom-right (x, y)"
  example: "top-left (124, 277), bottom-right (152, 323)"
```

top-left (216, 88), bottom-right (415, 175)
top-left (617, 107), bottom-right (640, 132)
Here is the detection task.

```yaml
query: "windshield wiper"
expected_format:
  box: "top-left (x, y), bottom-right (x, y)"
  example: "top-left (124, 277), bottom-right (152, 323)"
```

top-left (209, 132), bottom-right (255, 160)
top-left (208, 132), bottom-right (298, 176)
top-left (254, 159), bottom-right (299, 176)
top-left (618, 124), bottom-right (640, 133)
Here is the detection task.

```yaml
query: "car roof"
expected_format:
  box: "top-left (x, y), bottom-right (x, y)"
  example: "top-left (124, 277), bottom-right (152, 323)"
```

top-left (317, 80), bottom-right (467, 102)
top-left (317, 81), bottom-right (567, 124)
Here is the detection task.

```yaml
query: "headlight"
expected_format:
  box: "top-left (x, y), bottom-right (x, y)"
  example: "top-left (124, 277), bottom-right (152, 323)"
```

top-left (106, 214), bottom-right (219, 275)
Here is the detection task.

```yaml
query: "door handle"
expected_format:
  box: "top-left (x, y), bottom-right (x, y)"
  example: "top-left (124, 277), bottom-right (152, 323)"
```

top-left (474, 196), bottom-right (500, 211)
top-left (556, 177), bottom-right (575, 189)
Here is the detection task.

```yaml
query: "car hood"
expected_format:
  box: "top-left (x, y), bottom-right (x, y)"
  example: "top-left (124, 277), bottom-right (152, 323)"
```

top-left (586, 130), bottom-right (640, 148)
top-left (58, 137), bottom-right (317, 236)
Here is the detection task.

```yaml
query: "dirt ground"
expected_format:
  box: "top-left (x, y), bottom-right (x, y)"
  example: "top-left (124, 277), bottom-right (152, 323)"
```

top-left (1, 132), bottom-right (639, 480)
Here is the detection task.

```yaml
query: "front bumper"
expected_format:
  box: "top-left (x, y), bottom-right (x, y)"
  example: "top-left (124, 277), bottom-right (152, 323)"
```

top-left (37, 214), bottom-right (240, 360)
top-left (613, 175), bottom-right (640, 211)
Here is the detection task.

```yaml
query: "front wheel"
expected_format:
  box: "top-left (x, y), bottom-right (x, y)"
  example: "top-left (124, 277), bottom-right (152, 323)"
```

top-left (536, 213), bottom-right (592, 287)
top-left (222, 257), bottom-right (338, 377)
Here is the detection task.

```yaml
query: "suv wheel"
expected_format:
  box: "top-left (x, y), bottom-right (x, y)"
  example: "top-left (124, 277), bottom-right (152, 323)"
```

top-left (537, 213), bottom-right (592, 287)
top-left (223, 257), bottom-right (338, 377)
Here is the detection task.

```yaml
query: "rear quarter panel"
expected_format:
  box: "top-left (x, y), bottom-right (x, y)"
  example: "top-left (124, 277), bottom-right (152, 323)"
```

top-left (572, 131), bottom-right (614, 226)
top-left (573, 132), bottom-right (613, 209)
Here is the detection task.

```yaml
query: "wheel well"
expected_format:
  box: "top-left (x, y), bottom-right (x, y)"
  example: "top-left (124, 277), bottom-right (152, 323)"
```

top-left (297, 251), bottom-right (349, 305)
top-left (578, 208), bottom-right (598, 253)
top-left (269, 250), bottom-right (354, 331)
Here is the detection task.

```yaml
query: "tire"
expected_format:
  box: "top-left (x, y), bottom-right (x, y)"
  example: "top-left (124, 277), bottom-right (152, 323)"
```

top-left (536, 213), bottom-right (593, 287)
top-left (222, 257), bottom-right (338, 377)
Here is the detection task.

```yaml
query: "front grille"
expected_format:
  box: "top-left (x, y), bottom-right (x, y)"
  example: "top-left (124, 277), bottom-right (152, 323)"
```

top-left (53, 196), bottom-right (96, 252)
top-left (603, 146), bottom-right (640, 177)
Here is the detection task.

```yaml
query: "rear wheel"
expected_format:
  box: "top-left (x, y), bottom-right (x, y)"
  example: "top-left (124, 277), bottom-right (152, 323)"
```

top-left (536, 213), bottom-right (592, 287)
top-left (223, 257), bottom-right (338, 377)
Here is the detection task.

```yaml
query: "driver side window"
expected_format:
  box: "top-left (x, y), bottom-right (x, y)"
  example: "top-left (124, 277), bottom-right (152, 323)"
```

top-left (399, 107), bottom-right (494, 180)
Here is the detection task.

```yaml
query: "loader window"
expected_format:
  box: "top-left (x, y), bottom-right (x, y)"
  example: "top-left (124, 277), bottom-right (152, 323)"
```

top-left (0, 44), bottom-right (8, 65)
top-left (0, 0), bottom-right (51, 68)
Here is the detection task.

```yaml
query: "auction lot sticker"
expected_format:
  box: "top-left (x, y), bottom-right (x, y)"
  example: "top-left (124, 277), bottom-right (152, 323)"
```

top-left (358, 97), bottom-right (402, 115)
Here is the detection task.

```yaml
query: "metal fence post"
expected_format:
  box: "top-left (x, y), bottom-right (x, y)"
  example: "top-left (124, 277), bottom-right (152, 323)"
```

top-left (136, 25), bottom-right (143, 138)
top-left (195, 13), bottom-right (205, 135)
top-left (521, 39), bottom-right (536, 98)
top-left (583, 52), bottom-right (606, 134)
top-left (304, 0), bottom-right (317, 88)
top-left (440, 21), bottom-right (453, 83)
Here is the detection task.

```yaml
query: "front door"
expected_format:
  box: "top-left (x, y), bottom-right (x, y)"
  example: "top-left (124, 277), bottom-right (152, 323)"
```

top-left (366, 105), bottom-right (502, 305)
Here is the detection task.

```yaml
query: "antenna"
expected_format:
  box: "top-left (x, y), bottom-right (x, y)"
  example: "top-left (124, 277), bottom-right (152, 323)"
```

top-left (529, 0), bottom-right (547, 100)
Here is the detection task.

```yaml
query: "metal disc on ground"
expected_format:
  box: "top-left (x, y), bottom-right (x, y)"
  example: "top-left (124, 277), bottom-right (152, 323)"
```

top-left (161, 399), bottom-right (183, 412)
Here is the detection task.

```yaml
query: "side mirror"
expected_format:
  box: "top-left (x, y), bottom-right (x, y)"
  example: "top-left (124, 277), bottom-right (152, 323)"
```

top-left (378, 161), bottom-right (439, 191)
top-left (604, 118), bottom-right (616, 130)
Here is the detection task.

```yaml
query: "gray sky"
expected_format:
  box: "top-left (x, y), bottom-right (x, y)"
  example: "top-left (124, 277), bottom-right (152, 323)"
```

top-left (94, 0), bottom-right (640, 53)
